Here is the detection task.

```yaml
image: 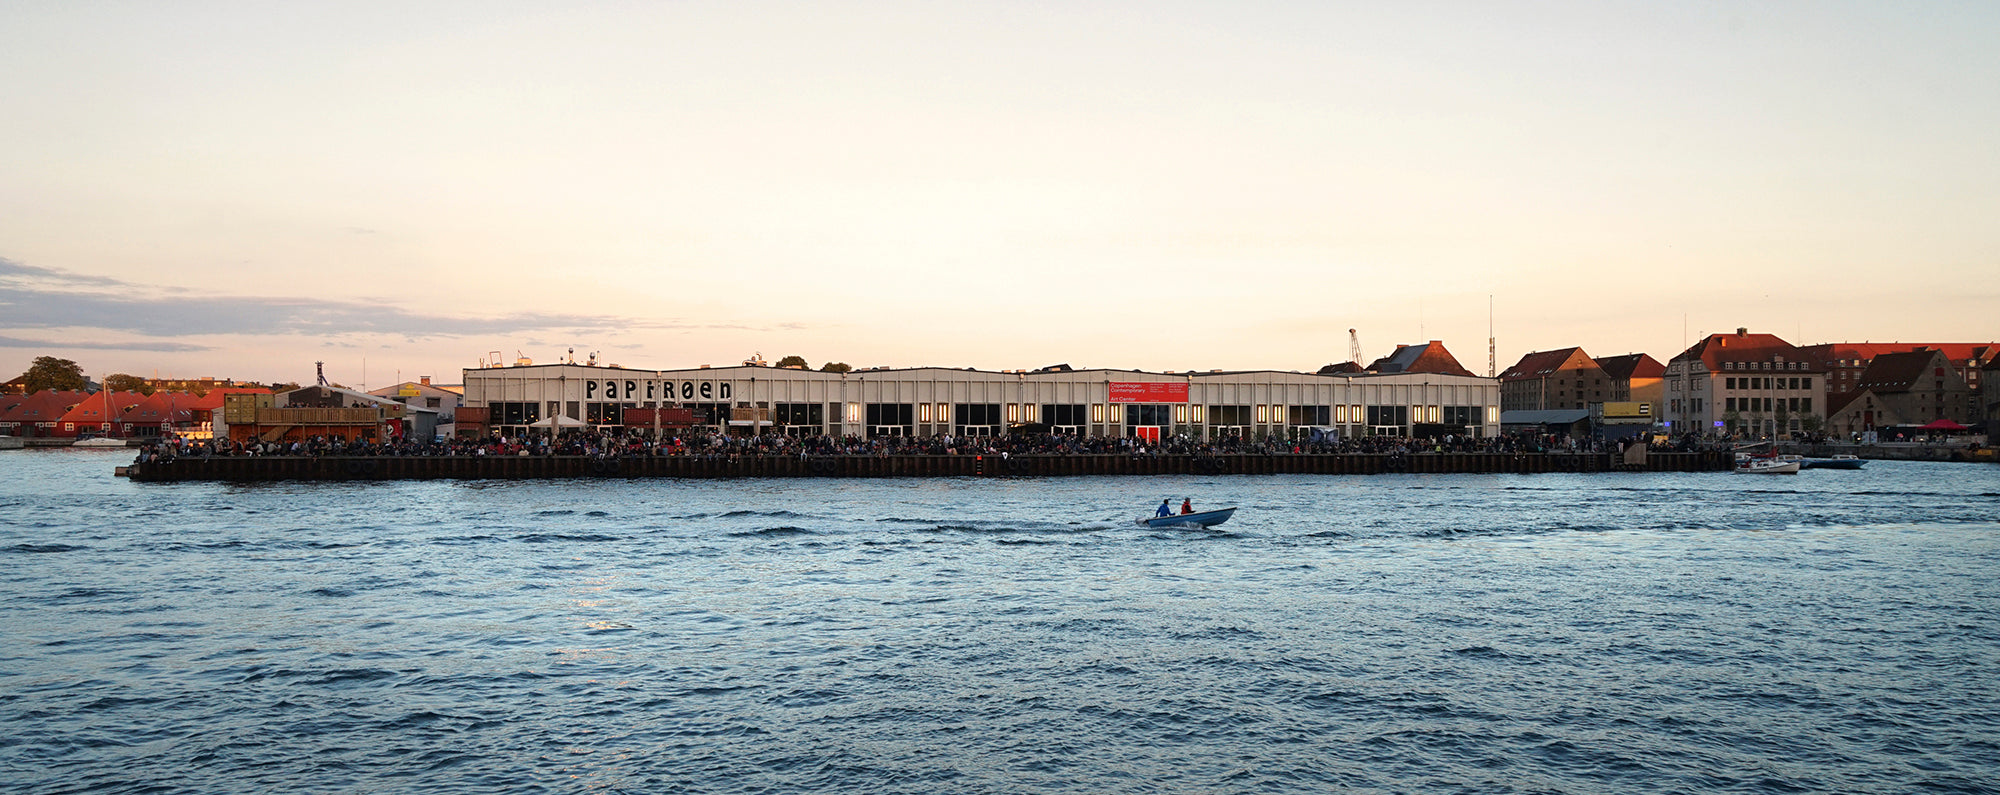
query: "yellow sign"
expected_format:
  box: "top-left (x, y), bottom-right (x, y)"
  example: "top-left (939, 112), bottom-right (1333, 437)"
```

top-left (397, 386), bottom-right (421, 397)
top-left (1600, 401), bottom-right (1651, 418)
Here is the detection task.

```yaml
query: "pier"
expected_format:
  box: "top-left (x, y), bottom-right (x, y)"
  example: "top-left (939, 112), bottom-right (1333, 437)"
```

top-left (122, 450), bottom-right (1734, 482)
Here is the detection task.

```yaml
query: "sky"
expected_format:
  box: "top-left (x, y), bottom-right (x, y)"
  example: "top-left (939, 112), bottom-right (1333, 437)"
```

top-left (3, 1), bottom-right (1995, 388)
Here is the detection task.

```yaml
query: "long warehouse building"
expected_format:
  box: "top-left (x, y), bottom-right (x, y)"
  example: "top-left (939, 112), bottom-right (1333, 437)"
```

top-left (457, 358), bottom-right (1501, 441)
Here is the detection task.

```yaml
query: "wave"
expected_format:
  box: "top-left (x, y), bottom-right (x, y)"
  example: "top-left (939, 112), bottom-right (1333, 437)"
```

top-left (514, 533), bottom-right (622, 543)
top-left (4, 543), bottom-right (86, 553)
top-left (731, 526), bottom-right (816, 537)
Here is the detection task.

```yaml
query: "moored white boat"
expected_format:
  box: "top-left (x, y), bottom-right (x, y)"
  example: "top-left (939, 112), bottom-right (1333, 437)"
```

top-left (1735, 456), bottom-right (1799, 474)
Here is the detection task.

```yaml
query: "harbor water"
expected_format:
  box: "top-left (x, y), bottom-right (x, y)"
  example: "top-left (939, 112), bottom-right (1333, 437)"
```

top-left (3, 449), bottom-right (1998, 794)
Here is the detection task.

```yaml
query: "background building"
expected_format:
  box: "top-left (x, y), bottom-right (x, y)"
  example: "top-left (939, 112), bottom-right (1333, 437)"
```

top-left (1825, 349), bottom-right (1975, 437)
top-left (1499, 348), bottom-right (1607, 412)
top-left (1661, 329), bottom-right (1826, 438)
top-left (369, 376), bottom-right (463, 438)
top-left (1595, 353), bottom-right (1666, 408)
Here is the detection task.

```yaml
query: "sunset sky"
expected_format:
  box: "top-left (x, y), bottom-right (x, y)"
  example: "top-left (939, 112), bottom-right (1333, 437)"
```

top-left (3, 1), bottom-right (1995, 387)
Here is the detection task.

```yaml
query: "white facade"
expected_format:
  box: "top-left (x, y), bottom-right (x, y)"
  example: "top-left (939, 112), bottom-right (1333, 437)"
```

top-left (462, 364), bottom-right (1501, 440)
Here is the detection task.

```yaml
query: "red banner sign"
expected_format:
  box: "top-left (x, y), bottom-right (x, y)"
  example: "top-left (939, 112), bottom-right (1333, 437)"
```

top-left (1108, 382), bottom-right (1189, 403)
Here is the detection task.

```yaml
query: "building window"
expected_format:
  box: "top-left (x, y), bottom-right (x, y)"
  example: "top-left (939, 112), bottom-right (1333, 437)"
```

top-left (1041, 404), bottom-right (1087, 426)
top-left (1209, 405), bottom-right (1251, 426)
top-left (954, 403), bottom-right (1002, 428)
top-left (866, 403), bottom-right (914, 427)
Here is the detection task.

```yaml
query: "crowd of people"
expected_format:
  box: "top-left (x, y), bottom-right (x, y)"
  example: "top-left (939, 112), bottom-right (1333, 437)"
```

top-left (135, 427), bottom-right (1733, 464)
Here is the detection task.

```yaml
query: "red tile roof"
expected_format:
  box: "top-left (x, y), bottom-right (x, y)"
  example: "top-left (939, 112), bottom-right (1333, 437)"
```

top-left (1500, 348), bottom-right (1590, 381)
top-left (1, 391), bottom-right (90, 424)
top-left (1801, 342), bottom-right (1997, 367)
top-left (125, 391), bottom-right (203, 426)
top-left (1671, 330), bottom-right (1822, 372)
top-left (55, 391), bottom-right (148, 425)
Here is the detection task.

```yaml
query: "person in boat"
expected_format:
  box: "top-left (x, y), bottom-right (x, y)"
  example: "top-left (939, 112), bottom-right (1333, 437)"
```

top-left (1156, 499), bottom-right (1172, 518)
top-left (1180, 498), bottom-right (1193, 514)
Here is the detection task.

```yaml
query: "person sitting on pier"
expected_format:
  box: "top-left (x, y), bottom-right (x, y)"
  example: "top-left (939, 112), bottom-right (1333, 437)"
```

top-left (1180, 498), bottom-right (1194, 514)
top-left (1156, 499), bottom-right (1172, 518)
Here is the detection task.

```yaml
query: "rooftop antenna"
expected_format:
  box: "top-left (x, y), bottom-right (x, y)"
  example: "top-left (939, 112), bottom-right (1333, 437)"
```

top-left (1349, 329), bottom-right (1363, 367)
top-left (1487, 295), bottom-right (1496, 378)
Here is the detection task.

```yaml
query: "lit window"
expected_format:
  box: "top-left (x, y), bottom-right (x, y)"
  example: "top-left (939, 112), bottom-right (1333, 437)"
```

top-left (1091, 404), bottom-right (1104, 423)
top-left (1173, 404), bottom-right (1186, 423)
top-left (1191, 405), bottom-right (1205, 423)
top-left (1005, 403), bottom-right (1018, 423)
top-left (1254, 405), bottom-right (1267, 424)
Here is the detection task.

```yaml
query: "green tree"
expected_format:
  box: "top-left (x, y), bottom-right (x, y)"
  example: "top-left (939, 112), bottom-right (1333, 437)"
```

top-left (103, 373), bottom-right (154, 395)
top-left (18, 356), bottom-right (87, 393)
top-left (819, 362), bottom-right (853, 373)
top-left (775, 355), bottom-right (809, 369)
top-left (1799, 413), bottom-right (1824, 434)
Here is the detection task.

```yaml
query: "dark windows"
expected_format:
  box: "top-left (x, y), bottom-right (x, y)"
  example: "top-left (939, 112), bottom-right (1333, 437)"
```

top-left (954, 403), bottom-right (1002, 427)
top-left (1208, 405), bottom-right (1251, 426)
top-left (776, 402), bottom-right (824, 426)
top-left (866, 403), bottom-right (913, 426)
top-left (1442, 406), bottom-right (1483, 426)
top-left (491, 401), bottom-right (541, 425)
top-left (1123, 404), bottom-right (1172, 426)
top-left (1365, 405), bottom-right (1409, 426)
top-left (1288, 405), bottom-right (1332, 426)
top-left (1040, 404), bottom-right (1087, 426)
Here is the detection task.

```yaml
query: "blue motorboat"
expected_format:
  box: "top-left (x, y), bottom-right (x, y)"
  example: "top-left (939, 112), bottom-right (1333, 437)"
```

top-left (1137, 507), bottom-right (1237, 528)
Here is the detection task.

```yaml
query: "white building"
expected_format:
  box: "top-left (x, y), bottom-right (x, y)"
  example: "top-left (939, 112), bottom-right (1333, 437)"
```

top-left (459, 362), bottom-right (1500, 441)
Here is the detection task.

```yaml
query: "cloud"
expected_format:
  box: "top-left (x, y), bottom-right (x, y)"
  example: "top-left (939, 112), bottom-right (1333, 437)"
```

top-left (0, 335), bottom-right (212, 352)
top-left (0, 257), bottom-right (774, 340)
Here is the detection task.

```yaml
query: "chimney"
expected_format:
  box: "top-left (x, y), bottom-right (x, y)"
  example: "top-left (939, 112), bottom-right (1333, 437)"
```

top-left (420, 375), bottom-right (431, 386)
top-left (1737, 328), bottom-right (1748, 336)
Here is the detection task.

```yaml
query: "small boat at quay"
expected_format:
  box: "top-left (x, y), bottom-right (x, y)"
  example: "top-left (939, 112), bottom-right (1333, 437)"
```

top-left (1137, 507), bottom-right (1237, 528)
top-left (1802, 455), bottom-right (1866, 470)
top-left (1736, 456), bottom-right (1800, 474)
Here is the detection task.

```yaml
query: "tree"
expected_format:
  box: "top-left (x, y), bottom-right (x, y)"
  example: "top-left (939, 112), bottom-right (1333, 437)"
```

top-left (103, 373), bottom-right (154, 395)
top-left (1799, 412), bottom-right (1824, 435)
top-left (819, 362), bottom-right (853, 373)
top-left (775, 355), bottom-right (809, 369)
top-left (18, 356), bottom-right (86, 393)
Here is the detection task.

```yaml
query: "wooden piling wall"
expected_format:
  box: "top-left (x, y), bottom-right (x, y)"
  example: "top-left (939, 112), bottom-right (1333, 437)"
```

top-left (124, 451), bottom-right (1734, 482)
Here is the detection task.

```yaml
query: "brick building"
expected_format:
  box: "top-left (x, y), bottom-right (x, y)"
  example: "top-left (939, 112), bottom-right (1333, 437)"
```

top-left (1499, 348), bottom-right (1608, 412)
top-left (1825, 349), bottom-right (1976, 436)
